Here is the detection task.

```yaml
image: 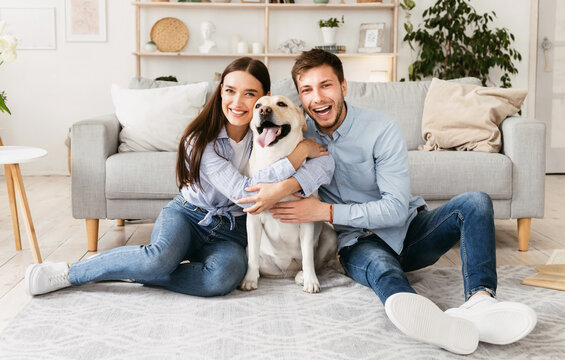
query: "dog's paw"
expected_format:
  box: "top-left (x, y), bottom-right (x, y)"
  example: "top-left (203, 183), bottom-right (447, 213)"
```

top-left (303, 279), bottom-right (321, 293)
top-left (294, 271), bottom-right (304, 286)
top-left (302, 273), bottom-right (321, 293)
top-left (296, 271), bottom-right (320, 293)
top-left (239, 269), bottom-right (259, 291)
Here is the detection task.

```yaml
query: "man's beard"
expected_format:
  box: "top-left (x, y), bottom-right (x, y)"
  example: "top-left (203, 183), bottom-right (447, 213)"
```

top-left (313, 98), bottom-right (345, 131)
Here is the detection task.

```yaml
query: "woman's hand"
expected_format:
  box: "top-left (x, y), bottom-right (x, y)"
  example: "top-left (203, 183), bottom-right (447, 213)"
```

top-left (299, 139), bottom-right (329, 159)
top-left (237, 182), bottom-right (293, 215)
top-left (287, 139), bottom-right (328, 170)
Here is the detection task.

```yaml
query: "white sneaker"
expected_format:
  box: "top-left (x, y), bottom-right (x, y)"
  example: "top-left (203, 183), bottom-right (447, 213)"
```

top-left (25, 262), bottom-right (72, 296)
top-left (445, 294), bottom-right (537, 345)
top-left (385, 292), bottom-right (479, 355)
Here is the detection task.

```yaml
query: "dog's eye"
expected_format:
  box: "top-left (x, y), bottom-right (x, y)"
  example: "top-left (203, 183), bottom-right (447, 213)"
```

top-left (255, 103), bottom-right (261, 109)
top-left (276, 101), bottom-right (287, 107)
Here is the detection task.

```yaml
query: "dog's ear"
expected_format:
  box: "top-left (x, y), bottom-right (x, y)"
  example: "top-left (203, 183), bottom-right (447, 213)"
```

top-left (296, 106), bottom-right (307, 132)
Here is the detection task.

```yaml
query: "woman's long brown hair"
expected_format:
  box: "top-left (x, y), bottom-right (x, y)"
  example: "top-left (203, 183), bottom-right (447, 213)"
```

top-left (176, 57), bottom-right (270, 191)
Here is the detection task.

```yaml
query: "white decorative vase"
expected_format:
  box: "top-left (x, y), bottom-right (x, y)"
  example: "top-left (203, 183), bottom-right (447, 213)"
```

top-left (321, 27), bottom-right (337, 46)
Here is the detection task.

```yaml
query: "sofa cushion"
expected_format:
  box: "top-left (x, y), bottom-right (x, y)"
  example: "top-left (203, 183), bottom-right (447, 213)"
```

top-left (112, 82), bottom-right (208, 152)
top-left (106, 152), bottom-right (178, 199)
top-left (409, 151), bottom-right (512, 200)
top-left (346, 78), bottom-right (482, 151)
top-left (420, 78), bottom-right (527, 152)
top-left (129, 77), bottom-right (219, 104)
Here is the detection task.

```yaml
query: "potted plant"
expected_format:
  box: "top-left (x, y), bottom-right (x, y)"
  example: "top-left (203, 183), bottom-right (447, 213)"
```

top-left (402, 0), bottom-right (521, 87)
top-left (318, 16), bottom-right (344, 46)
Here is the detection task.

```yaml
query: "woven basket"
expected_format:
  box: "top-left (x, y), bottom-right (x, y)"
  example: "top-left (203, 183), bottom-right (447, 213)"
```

top-left (150, 17), bottom-right (189, 52)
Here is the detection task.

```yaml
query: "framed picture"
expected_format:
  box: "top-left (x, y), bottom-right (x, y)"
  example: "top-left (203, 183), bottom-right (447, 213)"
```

top-left (65, 0), bottom-right (106, 42)
top-left (358, 22), bottom-right (385, 53)
top-left (0, 8), bottom-right (56, 50)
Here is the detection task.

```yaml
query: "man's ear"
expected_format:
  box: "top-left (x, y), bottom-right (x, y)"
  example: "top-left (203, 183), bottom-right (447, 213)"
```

top-left (341, 78), bottom-right (347, 97)
top-left (296, 107), bottom-right (307, 132)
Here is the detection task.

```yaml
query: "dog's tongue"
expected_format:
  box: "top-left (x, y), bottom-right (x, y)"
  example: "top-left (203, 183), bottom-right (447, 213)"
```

top-left (256, 127), bottom-right (279, 148)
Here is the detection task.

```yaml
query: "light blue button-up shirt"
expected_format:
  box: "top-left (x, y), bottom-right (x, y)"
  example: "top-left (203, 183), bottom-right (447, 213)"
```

top-left (304, 103), bottom-right (425, 255)
top-left (181, 126), bottom-right (335, 229)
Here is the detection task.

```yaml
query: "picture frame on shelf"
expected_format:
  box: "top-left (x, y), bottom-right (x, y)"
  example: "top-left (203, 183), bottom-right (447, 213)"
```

top-left (357, 22), bottom-right (385, 53)
top-left (65, 0), bottom-right (107, 42)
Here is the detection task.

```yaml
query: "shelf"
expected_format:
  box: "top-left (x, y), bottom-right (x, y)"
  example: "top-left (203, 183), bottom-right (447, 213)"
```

top-left (134, 51), bottom-right (396, 58)
top-left (132, 1), bottom-right (395, 9)
top-left (133, 0), bottom-right (399, 80)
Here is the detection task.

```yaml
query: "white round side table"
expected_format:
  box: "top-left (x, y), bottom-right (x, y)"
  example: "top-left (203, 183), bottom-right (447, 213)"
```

top-left (0, 144), bottom-right (47, 264)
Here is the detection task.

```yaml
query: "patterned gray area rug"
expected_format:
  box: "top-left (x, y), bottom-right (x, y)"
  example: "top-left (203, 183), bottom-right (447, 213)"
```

top-left (0, 265), bottom-right (564, 360)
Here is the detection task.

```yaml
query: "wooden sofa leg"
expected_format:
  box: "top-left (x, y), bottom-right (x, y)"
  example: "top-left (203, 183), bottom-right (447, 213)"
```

top-left (517, 218), bottom-right (531, 252)
top-left (86, 219), bottom-right (99, 252)
top-left (116, 219), bottom-right (125, 226)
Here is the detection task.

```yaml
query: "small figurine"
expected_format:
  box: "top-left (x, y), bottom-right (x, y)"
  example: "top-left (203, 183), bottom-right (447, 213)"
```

top-left (198, 21), bottom-right (217, 54)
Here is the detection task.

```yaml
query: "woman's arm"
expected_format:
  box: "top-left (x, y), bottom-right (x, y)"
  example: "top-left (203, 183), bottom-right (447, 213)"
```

top-left (196, 138), bottom-right (331, 213)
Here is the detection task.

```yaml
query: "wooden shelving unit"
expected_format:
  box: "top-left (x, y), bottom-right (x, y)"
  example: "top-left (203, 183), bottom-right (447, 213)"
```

top-left (133, 0), bottom-right (399, 80)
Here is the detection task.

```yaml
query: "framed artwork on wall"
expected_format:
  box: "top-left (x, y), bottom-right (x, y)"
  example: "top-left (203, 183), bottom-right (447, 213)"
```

top-left (0, 8), bottom-right (56, 49)
top-left (65, 0), bottom-right (106, 42)
top-left (358, 22), bottom-right (385, 53)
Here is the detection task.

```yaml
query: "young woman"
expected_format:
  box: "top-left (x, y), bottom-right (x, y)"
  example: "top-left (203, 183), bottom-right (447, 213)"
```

top-left (25, 57), bottom-right (334, 297)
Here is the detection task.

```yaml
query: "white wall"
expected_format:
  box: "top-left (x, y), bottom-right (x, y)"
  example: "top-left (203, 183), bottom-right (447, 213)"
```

top-left (0, 0), bottom-right (133, 175)
top-left (0, 0), bottom-right (533, 175)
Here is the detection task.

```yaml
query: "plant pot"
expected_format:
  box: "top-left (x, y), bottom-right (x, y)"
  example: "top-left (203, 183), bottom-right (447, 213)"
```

top-left (314, 0), bottom-right (330, 3)
top-left (321, 27), bottom-right (337, 46)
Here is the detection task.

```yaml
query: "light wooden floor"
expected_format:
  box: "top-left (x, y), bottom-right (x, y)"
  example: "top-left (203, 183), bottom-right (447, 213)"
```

top-left (0, 175), bottom-right (563, 331)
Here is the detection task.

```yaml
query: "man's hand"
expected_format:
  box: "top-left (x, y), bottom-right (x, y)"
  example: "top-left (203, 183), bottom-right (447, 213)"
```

top-left (237, 183), bottom-right (286, 215)
top-left (270, 195), bottom-right (331, 223)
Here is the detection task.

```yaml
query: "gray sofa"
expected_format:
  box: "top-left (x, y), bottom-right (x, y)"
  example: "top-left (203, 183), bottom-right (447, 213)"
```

top-left (71, 78), bottom-right (545, 252)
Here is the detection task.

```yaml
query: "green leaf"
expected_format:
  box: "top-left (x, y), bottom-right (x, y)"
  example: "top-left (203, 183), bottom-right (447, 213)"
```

top-left (0, 95), bottom-right (11, 115)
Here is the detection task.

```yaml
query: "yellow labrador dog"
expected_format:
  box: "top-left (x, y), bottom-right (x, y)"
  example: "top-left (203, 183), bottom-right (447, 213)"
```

top-left (239, 95), bottom-right (338, 293)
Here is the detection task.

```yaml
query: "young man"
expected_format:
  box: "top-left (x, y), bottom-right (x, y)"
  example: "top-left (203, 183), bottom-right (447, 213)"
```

top-left (267, 49), bottom-right (537, 355)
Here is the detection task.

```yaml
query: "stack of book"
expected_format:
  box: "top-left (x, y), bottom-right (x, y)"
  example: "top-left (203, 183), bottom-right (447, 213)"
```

top-left (522, 249), bottom-right (565, 291)
top-left (315, 45), bottom-right (346, 54)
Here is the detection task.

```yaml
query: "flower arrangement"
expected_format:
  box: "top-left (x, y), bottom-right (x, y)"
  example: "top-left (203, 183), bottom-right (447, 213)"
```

top-left (0, 20), bottom-right (18, 115)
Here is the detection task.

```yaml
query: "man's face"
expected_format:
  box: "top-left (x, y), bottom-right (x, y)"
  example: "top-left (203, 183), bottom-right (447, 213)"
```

top-left (296, 64), bottom-right (347, 136)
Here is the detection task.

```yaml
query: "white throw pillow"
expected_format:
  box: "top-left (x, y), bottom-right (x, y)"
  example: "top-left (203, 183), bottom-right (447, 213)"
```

top-left (111, 82), bottom-right (208, 152)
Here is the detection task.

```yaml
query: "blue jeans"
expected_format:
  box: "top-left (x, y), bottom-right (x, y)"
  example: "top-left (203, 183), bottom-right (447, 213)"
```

top-left (339, 192), bottom-right (497, 304)
top-left (69, 196), bottom-right (248, 297)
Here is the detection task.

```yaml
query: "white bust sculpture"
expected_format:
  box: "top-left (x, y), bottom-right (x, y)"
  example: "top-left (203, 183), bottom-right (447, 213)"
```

top-left (198, 21), bottom-right (217, 54)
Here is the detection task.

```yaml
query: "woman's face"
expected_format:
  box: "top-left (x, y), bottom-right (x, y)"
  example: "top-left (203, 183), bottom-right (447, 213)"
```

top-left (221, 71), bottom-right (265, 129)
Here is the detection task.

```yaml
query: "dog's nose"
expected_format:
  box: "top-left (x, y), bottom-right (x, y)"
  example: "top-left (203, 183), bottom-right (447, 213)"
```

top-left (259, 106), bottom-right (272, 116)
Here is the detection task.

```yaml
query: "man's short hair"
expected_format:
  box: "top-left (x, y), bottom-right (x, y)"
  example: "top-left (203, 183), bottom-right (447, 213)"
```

top-left (291, 49), bottom-right (345, 90)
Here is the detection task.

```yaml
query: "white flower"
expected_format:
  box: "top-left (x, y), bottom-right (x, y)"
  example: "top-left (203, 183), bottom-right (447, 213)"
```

top-left (0, 21), bottom-right (6, 35)
top-left (1, 47), bottom-right (17, 63)
top-left (2, 35), bottom-right (17, 50)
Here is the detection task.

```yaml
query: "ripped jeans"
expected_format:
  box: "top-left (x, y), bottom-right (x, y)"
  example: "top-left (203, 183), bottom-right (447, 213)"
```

top-left (69, 195), bottom-right (248, 297)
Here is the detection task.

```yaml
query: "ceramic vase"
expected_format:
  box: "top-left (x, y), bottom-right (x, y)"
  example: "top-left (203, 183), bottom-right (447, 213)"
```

top-left (321, 27), bottom-right (337, 46)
